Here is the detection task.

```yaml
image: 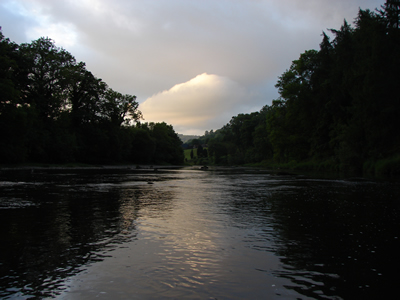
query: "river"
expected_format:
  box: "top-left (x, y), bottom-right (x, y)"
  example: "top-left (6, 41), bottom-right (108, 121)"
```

top-left (0, 167), bottom-right (399, 299)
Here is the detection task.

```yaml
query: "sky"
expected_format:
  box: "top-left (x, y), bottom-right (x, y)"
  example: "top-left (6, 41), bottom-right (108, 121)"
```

top-left (0, 0), bottom-right (384, 135)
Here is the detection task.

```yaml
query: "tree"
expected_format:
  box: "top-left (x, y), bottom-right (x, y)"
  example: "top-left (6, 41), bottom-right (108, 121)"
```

top-left (0, 31), bottom-right (152, 165)
top-left (308, 32), bottom-right (335, 159)
top-left (0, 30), bottom-right (29, 162)
top-left (19, 37), bottom-right (76, 121)
top-left (381, 0), bottom-right (400, 29)
top-left (150, 122), bottom-right (183, 164)
top-left (134, 122), bottom-right (183, 164)
top-left (0, 30), bottom-right (20, 108)
top-left (266, 100), bottom-right (290, 162)
top-left (130, 125), bottom-right (156, 163)
top-left (197, 144), bottom-right (204, 158)
top-left (271, 50), bottom-right (319, 161)
top-left (253, 106), bottom-right (273, 161)
top-left (100, 88), bottom-right (142, 127)
top-left (67, 62), bottom-right (106, 127)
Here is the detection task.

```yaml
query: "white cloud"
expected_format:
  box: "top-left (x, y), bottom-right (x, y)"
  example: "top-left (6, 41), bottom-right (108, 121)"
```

top-left (140, 73), bottom-right (249, 134)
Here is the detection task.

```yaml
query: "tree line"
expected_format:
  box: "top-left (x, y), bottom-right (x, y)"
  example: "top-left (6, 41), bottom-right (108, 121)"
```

top-left (194, 2), bottom-right (400, 175)
top-left (0, 32), bottom-right (183, 165)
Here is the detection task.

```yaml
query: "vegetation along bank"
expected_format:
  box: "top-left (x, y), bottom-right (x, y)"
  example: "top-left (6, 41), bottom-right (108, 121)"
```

top-left (1, 1), bottom-right (399, 175)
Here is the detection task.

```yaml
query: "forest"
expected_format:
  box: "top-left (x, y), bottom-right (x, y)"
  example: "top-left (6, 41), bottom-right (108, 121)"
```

top-left (186, 2), bottom-right (400, 175)
top-left (0, 32), bottom-right (183, 165)
top-left (1, 1), bottom-right (399, 174)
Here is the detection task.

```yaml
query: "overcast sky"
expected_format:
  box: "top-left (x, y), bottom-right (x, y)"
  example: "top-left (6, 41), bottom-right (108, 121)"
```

top-left (1, 0), bottom-right (384, 134)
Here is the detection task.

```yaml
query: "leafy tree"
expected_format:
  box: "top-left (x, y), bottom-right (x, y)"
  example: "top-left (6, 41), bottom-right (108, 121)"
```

top-left (100, 88), bottom-right (142, 127)
top-left (150, 122), bottom-right (183, 164)
top-left (67, 62), bottom-right (106, 127)
top-left (132, 122), bottom-right (183, 165)
top-left (205, 2), bottom-right (399, 174)
top-left (0, 32), bottom-right (149, 165)
top-left (130, 126), bottom-right (156, 163)
top-left (267, 50), bottom-right (319, 162)
top-left (266, 100), bottom-right (290, 162)
top-left (197, 144), bottom-right (204, 158)
top-left (203, 148), bottom-right (208, 158)
top-left (253, 106), bottom-right (273, 161)
top-left (0, 31), bottom-right (20, 108)
top-left (0, 30), bottom-right (29, 162)
top-left (19, 37), bottom-right (76, 121)
top-left (308, 33), bottom-right (335, 159)
top-left (381, 0), bottom-right (400, 29)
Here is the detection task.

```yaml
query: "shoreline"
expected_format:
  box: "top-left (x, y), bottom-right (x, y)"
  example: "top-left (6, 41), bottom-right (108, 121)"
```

top-left (0, 164), bottom-right (184, 171)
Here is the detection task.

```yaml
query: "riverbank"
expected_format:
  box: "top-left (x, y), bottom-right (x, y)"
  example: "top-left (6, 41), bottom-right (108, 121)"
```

top-left (0, 163), bottom-right (184, 171)
top-left (2, 159), bottom-right (398, 180)
top-left (243, 155), bottom-right (400, 178)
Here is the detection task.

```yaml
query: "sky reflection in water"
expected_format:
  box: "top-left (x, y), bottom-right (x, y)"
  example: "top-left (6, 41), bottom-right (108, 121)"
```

top-left (0, 168), bottom-right (399, 299)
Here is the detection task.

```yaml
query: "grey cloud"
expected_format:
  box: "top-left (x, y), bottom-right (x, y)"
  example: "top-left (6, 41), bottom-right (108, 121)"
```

top-left (0, 0), bottom-right (384, 134)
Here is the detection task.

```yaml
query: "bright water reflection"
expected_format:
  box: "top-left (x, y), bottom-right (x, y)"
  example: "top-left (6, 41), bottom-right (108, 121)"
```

top-left (0, 167), bottom-right (399, 299)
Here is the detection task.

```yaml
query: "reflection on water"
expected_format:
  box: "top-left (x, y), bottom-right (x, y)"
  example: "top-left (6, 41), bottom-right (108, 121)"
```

top-left (0, 167), bottom-right (399, 299)
top-left (268, 177), bottom-right (400, 299)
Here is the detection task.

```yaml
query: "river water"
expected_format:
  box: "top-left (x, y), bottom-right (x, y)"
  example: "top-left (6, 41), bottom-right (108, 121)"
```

top-left (0, 167), bottom-right (399, 299)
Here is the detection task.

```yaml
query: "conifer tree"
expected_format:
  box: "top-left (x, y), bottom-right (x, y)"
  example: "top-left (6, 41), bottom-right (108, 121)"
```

top-left (383, 0), bottom-right (400, 28)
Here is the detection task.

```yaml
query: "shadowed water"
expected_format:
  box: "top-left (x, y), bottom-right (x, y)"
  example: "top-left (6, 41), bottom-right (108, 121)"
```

top-left (0, 167), bottom-right (399, 299)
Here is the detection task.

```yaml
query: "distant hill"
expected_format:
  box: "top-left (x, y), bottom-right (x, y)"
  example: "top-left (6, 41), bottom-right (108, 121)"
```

top-left (178, 134), bottom-right (200, 143)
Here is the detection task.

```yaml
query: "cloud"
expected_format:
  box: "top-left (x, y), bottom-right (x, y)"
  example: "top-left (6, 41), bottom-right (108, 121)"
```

top-left (140, 73), bottom-right (250, 134)
top-left (27, 22), bottom-right (78, 48)
top-left (0, 0), bottom-right (384, 134)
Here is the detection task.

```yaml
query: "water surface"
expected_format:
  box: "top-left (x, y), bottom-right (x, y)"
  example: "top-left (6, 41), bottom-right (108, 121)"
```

top-left (0, 167), bottom-right (399, 299)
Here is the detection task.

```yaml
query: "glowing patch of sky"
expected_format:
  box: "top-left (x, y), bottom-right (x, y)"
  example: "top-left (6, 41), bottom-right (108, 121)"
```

top-left (140, 73), bottom-right (248, 133)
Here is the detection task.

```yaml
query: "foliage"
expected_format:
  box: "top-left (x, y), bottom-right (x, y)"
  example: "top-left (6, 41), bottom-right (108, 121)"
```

top-left (0, 31), bottom-right (183, 165)
top-left (2, 1), bottom-right (398, 173)
top-left (199, 1), bottom-right (400, 175)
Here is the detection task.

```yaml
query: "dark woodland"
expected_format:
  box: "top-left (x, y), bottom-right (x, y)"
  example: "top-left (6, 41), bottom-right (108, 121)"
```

top-left (1, 1), bottom-right (399, 174)
top-left (190, 2), bottom-right (400, 175)
top-left (0, 32), bottom-right (183, 165)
